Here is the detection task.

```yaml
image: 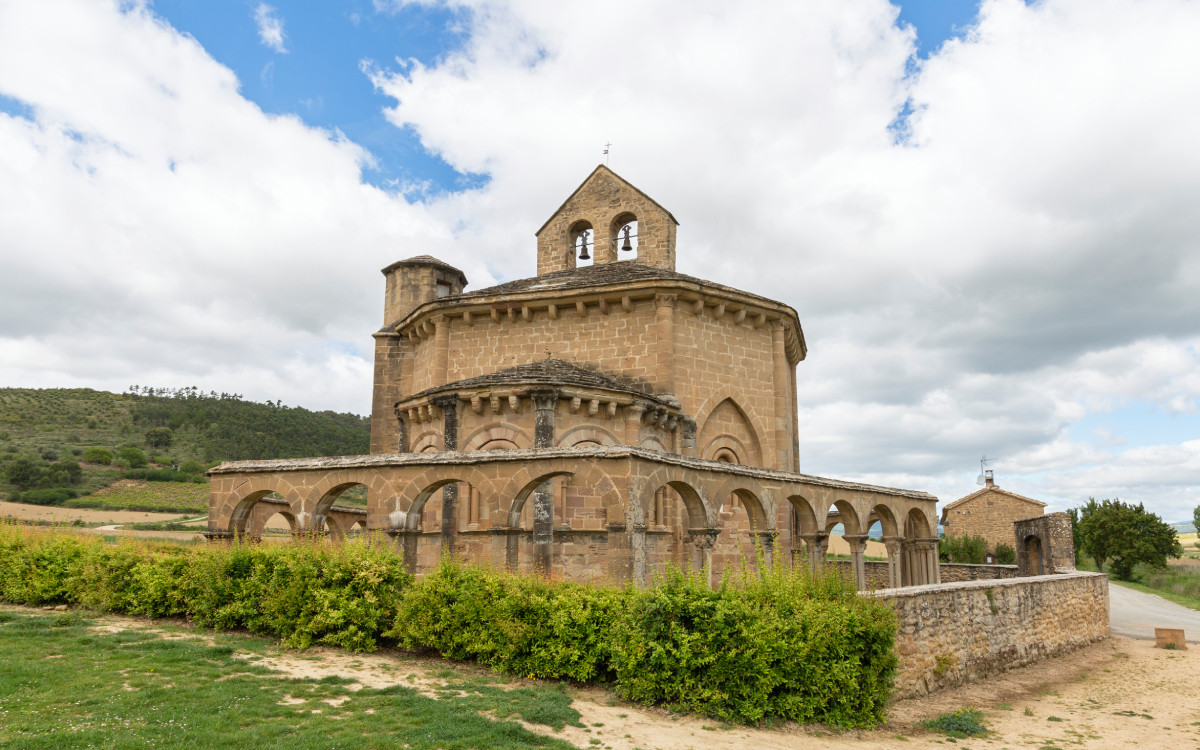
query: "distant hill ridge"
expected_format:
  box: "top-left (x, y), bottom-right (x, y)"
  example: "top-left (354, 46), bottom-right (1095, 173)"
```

top-left (0, 387), bottom-right (370, 464)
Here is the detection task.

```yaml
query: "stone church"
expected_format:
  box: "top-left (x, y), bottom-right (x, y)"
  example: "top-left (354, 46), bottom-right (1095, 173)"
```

top-left (208, 166), bottom-right (941, 589)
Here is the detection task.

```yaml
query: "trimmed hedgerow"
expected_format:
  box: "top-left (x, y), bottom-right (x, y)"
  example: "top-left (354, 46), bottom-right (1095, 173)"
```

top-left (0, 524), bottom-right (411, 652)
top-left (0, 524), bottom-right (897, 726)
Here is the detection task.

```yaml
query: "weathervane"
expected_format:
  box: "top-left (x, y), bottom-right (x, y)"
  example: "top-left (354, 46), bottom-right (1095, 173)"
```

top-left (603, 142), bottom-right (612, 165)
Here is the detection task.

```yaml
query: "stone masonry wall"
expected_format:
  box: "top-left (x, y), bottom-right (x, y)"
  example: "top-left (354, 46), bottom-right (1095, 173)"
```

top-left (882, 571), bottom-right (1109, 698)
top-left (941, 487), bottom-right (1045, 553)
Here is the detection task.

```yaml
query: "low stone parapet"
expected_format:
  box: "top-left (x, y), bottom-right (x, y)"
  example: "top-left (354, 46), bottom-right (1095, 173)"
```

top-left (875, 571), bottom-right (1109, 698)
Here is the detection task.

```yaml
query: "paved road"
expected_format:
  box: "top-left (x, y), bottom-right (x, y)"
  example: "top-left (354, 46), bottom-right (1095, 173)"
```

top-left (1109, 582), bottom-right (1200, 642)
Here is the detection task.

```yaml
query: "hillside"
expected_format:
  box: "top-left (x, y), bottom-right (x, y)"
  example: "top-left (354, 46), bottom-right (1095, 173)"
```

top-left (0, 387), bottom-right (370, 502)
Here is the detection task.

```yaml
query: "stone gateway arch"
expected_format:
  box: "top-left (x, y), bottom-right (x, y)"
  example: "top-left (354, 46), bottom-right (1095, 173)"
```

top-left (208, 165), bottom-right (941, 588)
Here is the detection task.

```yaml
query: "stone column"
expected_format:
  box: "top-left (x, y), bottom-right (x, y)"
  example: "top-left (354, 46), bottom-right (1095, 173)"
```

top-left (919, 538), bottom-right (941, 584)
top-left (389, 529), bottom-right (421, 574)
top-left (654, 294), bottom-right (677, 399)
top-left (770, 321), bottom-right (792, 471)
top-left (433, 314), bottom-right (450, 386)
top-left (799, 532), bottom-right (828, 575)
top-left (843, 534), bottom-right (869, 590)
top-left (688, 528), bottom-right (719, 588)
top-left (393, 405), bottom-right (409, 453)
top-left (883, 535), bottom-right (904, 589)
top-left (632, 522), bottom-right (648, 587)
top-left (624, 402), bottom-right (645, 446)
top-left (433, 394), bottom-right (459, 557)
top-left (530, 388), bottom-right (559, 576)
top-left (753, 530), bottom-right (778, 569)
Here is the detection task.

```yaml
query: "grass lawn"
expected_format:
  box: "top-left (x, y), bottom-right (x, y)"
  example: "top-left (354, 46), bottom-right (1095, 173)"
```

top-left (0, 607), bottom-right (581, 749)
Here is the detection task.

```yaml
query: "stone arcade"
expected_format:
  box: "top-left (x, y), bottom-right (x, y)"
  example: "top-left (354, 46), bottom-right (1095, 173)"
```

top-left (207, 166), bottom-right (942, 588)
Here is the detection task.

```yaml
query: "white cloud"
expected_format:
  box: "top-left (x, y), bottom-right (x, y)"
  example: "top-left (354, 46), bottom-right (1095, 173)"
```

top-left (1, 0), bottom-right (1199, 522)
top-left (254, 3), bottom-right (287, 54)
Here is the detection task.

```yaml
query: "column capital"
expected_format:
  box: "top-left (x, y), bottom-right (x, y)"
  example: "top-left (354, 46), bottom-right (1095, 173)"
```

top-left (687, 528), bottom-right (720, 549)
top-left (654, 292), bottom-right (678, 307)
top-left (529, 388), bottom-right (561, 412)
top-left (430, 394), bottom-right (459, 410)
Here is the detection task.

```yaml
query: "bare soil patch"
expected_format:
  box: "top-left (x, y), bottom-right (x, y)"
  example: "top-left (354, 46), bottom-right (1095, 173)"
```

top-left (0, 499), bottom-right (190, 525)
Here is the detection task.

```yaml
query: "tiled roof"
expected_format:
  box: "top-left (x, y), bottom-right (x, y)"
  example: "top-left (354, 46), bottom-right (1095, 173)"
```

top-left (939, 485), bottom-right (1046, 523)
top-left (454, 261), bottom-right (780, 306)
top-left (403, 358), bottom-right (671, 404)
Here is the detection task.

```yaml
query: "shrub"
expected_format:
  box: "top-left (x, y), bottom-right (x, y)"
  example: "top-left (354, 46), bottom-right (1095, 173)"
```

top-left (940, 534), bottom-right (987, 564)
top-left (3, 456), bottom-right (41, 489)
top-left (82, 447), bottom-right (113, 465)
top-left (179, 460), bottom-right (206, 476)
top-left (40, 448), bottom-right (58, 462)
top-left (46, 460), bottom-right (82, 485)
top-left (145, 427), bottom-right (174, 448)
top-left (116, 446), bottom-right (148, 469)
top-left (0, 526), bottom-right (898, 728)
top-left (995, 543), bottom-right (1016, 565)
top-left (922, 708), bottom-right (987, 738)
top-left (9, 488), bottom-right (78, 506)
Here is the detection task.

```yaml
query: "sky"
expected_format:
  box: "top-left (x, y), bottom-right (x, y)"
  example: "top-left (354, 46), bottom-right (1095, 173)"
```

top-left (1, 0), bottom-right (1198, 522)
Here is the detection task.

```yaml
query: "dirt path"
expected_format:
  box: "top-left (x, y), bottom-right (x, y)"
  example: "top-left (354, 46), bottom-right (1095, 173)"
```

top-left (0, 500), bottom-right (191, 525)
top-left (21, 605), bottom-right (1200, 749)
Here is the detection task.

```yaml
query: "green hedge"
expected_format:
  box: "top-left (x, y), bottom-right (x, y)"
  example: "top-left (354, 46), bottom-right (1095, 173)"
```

top-left (8, 488), bottom-right (78, 506)
top-left (0, 524), bottom-right (897, 726)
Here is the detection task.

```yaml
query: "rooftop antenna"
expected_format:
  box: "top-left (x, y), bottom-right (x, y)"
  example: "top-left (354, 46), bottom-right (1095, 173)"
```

top-left (976, 455), bottom-right (997, 486)
top-left (603, 142), bottom-right (612, 166)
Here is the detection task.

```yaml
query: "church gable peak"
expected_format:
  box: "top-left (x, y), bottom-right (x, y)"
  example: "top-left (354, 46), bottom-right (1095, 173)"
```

top-left (536, 165), bottom-right (678, 276)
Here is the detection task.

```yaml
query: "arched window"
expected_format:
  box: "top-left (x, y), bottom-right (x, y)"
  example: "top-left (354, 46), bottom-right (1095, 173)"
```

top-left (610, 212), bottom-right (638, 260)
top-left (570, 220), bottom-right (594, 268)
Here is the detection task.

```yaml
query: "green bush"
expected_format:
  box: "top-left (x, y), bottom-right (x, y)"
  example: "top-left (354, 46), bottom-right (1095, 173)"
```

top-left (82, 447), bottom-right (113, 465)
top-left (179, 460), bottom-right (206, 476)
top-left (922, 707), bottom-right (987, 738)
top-left (115, 446), bottom-right (148, 469)
top-left (939, 534), bottom-right (988, 564)
top-left (144, 427), bottom-right (174, 448)
top-left (0, 526), bottom-right (897, 727)
top-left (45, 460), bottom-right (82, 485)
top-left (40, 448), bottom-right (59, 462)
top-left (9, 488), bottom-right (78, 506)
top-left (995, 543), bottom-right (1016, 565)
top-left (3, 456), bottom-right (41, 489)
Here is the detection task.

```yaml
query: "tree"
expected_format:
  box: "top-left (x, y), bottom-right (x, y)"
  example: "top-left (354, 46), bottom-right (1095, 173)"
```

top-left (939, 533), bottom-right (987, 564)
top-left (995, 543), bottom-right (1016, 565)
top-left (145, 427), bottom-right (174, 448)
top-left (1193, 504), bottom-right (1200, 537)
top-left (1075, 498), bottom-right (1182, 580)
top-left (116, 446), bottom-right (149, 469)
top-left (3, 456), bottom-right (41, 489)
top-left (82, 447), bottom-right (113, 465)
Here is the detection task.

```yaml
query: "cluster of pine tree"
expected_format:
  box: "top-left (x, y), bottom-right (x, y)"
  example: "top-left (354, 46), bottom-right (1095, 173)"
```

top-left (127, 386), bottom-right (370, 462)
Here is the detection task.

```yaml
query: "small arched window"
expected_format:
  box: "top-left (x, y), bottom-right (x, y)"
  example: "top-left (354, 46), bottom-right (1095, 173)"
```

top-left (610, 212), bottom-right (638, 260)
top-left (569, 220), bottom-right (594, 268)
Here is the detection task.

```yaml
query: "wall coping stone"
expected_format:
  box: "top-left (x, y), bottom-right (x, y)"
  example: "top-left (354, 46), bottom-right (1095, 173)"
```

top-left (208, 445), bottom-right (937, 502)
top-left (868, 569), bottom-right (1106, 599)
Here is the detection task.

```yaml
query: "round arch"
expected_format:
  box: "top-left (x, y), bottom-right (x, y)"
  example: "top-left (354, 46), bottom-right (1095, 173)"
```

top-left (556, 424), bottom-right (621, 447)
top-left (461, 422), bottom-right (532, 452)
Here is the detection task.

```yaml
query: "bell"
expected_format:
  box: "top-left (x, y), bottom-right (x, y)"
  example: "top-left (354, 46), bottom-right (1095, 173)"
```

top-left (620, 226), bottom-right (634, 252)
top-left (577, 238), bottom-right (590, 261)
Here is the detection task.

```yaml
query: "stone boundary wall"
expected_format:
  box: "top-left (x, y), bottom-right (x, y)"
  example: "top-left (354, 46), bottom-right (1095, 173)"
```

top-left (877, 571), bottom-right (1109, 698)
top-left (824, 560), bottom-right (1019, 589)
top-left (939, 562), bottom-right (1019, 582)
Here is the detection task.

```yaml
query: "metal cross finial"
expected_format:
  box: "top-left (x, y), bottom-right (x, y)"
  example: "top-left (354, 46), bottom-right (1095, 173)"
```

top-left (603, 142), bottom-right (612, 165)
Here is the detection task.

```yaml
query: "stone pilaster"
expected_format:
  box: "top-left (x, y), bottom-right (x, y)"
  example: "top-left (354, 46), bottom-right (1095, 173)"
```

top-left (654, 293), bottom-right (676, 398)
top-left (432, 394), bottom-right (459, 556)
top-left (770, 320), bottom-right (791, 471)
top-left (393, 405), bottom-right (409, 453)
top-left (432, 314), bottom-right (450, 387)
top-left (624, 402), bottom-right (646, 446)
top-left (680, 416), bottom-right (697, 458)
top-left (529, 388), bottom-right (559, 576)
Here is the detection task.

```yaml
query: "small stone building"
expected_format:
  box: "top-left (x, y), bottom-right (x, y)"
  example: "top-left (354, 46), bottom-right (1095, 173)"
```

top-left (939, 473), bottom-right (1046, 553)
top-left (208, 166), bottom-right (942, 588)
